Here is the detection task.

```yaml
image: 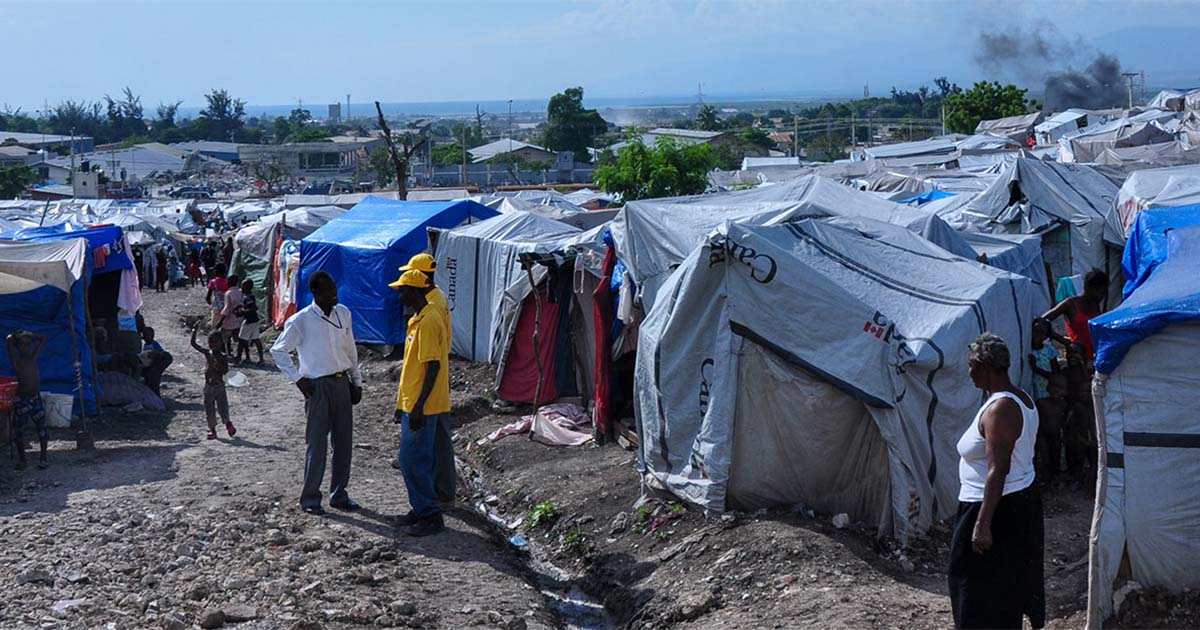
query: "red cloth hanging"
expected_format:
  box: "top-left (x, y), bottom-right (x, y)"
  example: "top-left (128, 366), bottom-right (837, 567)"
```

top-left (497, 289), bottom-right (562, 404)
top-left (591, 245), bottom-right (617, 437)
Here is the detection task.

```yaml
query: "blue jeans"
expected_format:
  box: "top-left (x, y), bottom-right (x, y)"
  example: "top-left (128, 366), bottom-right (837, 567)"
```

top-left (399, 413), bottom-right (445, 518)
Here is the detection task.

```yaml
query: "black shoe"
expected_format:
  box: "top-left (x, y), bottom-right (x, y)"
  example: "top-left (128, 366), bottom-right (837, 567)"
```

top-left (301, 505), bottom-right (326, 516)
top-left (330, 499), bottom-right (361, 511)
top-left (390, 511), bottom-right (418, 526)
top-left (405, 514), bottom-right (444, 537)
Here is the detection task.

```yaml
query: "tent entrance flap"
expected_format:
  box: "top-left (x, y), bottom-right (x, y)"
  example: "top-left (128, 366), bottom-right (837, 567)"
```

top-left (728, 342), bottom-right (891, 529)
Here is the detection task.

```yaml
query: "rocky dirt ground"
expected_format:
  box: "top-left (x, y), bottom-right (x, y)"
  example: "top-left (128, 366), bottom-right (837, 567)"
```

top-left (0, 286), bottom-right (558, 630)
top-left (2, 284), bottom-right (1196, 629)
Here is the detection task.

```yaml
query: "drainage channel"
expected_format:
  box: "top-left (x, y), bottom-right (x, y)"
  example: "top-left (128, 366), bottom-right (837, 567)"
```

top-left (474, 500), bottom-right (615, 630)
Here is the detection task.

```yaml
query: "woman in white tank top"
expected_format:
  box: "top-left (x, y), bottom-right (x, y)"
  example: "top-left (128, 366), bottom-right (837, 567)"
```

top-left (947, 333), bottom-right (1045, 630)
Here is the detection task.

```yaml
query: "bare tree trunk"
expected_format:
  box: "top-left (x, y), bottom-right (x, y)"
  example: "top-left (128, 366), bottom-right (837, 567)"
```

top-left (375, 101), bottom-right (407, 198)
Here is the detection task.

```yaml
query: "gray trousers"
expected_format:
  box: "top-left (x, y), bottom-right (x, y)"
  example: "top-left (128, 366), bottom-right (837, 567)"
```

top-left (302, 376), bottom-right (353, 508)
top-left (435, 416), bottom-right (456, 503)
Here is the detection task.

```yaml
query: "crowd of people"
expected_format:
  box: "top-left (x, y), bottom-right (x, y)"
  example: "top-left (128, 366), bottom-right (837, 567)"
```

top-left (131, 237), bottom-right (235, 294)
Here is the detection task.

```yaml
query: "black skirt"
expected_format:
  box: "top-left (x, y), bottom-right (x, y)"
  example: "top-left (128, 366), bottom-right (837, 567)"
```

top-left (947, 484), bottom-right (1045, 629)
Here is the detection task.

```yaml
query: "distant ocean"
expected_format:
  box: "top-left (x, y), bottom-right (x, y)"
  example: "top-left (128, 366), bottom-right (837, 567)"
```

top-left (174, 91), bottom-right (851, 120)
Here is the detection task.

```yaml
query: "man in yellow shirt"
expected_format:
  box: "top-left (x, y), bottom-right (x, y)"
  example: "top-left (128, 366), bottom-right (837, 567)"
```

top-left (389, 269), bottom-right (451, 536)
top-left (397, 253), bottom-right (455, 505)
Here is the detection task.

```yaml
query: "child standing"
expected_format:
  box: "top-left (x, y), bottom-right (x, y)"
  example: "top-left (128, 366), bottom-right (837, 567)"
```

top-left (6, 330), bottom-right (48, 469)
top-left (191, 326), bottom-right (236, 440)
top-left (220, 274), bottom-right (244, 358)
top-left (187, 250), bottom-right (202, 287)
top-left (1029, 318), bottom-right (1066, 486)
top-left (235, 278), bottom-right (265, 364)
top-left (1062, 341), bottom-right (1097, 492)
top-left (206, 263), bottom-right (229, 329)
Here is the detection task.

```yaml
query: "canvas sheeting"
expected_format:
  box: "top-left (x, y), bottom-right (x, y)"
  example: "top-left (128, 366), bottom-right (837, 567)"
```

top-left (962, 158), bottom-right (1118, 279)
top-left (230, 205), bottom-right (345, 304)
top-left (974, 112), bottom-right (1044, 143)
top-left (283, 191), bottom-right (400, 209)
top-left (1108, 165), bottom-right (1200, 245)
top-left (610, 175), bottom-right (980, 309)
top-left (635, 216), bottom-right (1038, 541)
top-left (1059, 117), bottom-right (1176, 163)
top-left (429, 211), bottom-right (583, 362)
top-left (0, 238), bottom-right (97, 412)
top-left (7, 223), bottom-right (143, 316)
top-left (1086, 210), bottom-right (1200, 626)
top-left (298, 197), bottom-right (498, 344)
top-left (1091, 141), bottom-right (1200, 168)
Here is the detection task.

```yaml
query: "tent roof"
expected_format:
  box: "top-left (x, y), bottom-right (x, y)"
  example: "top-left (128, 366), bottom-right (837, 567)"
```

top-left (963, 158), bottom-right (1117, 230)
top-left (305, 197), bottom-right (497, 250)
top-left (437, 210), bottom-right (580, 245)
top-left (1093, 208), bottom-right (1200, 373)
top-left (0, 238), bottom-right (88, 293)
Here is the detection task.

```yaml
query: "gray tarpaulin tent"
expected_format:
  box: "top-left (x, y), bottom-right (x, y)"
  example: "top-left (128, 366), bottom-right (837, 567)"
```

top-left (428, 211), bottom-right (583, 362)
top-left (974, 112), bottom-right (1044, 143)
top-left (611, 175), bottom-right (980, 309)
top-left (635, 216), bottom-right (1039, 541)
top-left (962, 158), bottom-right (1119, 283)
top-left (230, 206), bottom-right (345, 303)
top-left (1059, 116), bottom-right (1176, 164)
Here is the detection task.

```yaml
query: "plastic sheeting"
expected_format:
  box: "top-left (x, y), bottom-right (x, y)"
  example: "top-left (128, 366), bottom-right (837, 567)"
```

top-left (1092, 211), bottom-right (1200, 373)
top-left (298, 197), bottom-right (497, 344)
top-left (231, 205), bottom-right (345, 304)
top-left (611, 175), bottom-right (980, 310)
top-left (1088, 324), bottom-right (1200, 625)
top-left (963, 158), bottom-right (1117, 279)
top-left (429, 211), bottom-right (582, 362)
top-left (635, 216), bottom-right (1038, 541)
top-left (0, 239), bottom-right (97, 412)
top-left (1109, 165), bottom-right (1200, 244)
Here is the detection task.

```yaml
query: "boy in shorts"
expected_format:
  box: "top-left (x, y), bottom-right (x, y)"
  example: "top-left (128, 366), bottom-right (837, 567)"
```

top-left (6, 330), bottom-right (48, 469)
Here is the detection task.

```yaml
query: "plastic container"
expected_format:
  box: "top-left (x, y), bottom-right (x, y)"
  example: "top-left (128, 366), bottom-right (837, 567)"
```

top-left (42, 392), bottom-right (73, 428)
top-left (0, 376), bottom-right (18, 413)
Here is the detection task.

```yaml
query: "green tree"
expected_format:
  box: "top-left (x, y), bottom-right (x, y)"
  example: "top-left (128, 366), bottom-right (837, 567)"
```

top-left (542, 87), bottom-right (607, 161)
top-left (103, 87), bottom-right (145, 142)
top-left (46, 100), bottom-right (105, 140)
top-left (0, 164), bottom-right (36, 198)
top-left (197, 89), bottom-right (247, 141)
top-left (594, 135), bottom-right (715, 201)
top-left (151, 100), bottom-right (182, 141)
top-left (695, 104), bottom-right (722, 131)
top-left (368, 146), bottom-right (395, 185)
top-left (288, 108), bottom-right (312, 126)
top-left (121, 135), bottom-right (151, 148)
top-left (943, 81), bottom-right (1035, 134)
top-left (807, 133), bottom-right (848, 162)
top-left (431, 142), bottom-right (465, 167)
top-left (740, 127), bottom-right (773, 151)
top-left (286, 126), bottom-right (329, 143)
top-left (0, 108), bottom-right (40, 133)
top-left (272, 117), bottom-right (292, 143)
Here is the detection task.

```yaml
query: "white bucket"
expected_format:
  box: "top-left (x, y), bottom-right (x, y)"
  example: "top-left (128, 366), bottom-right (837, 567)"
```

top-left (42, 392), bottom-right (73, 428)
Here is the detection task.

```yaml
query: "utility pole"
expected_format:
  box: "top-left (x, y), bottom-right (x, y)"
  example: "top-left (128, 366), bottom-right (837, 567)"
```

top-left (850, 111), bottom-right (856, 148)
top-left (346, 93), bottom-right (351, 123)
top-left (1122, 72), bottom-right (1139, 109)
top-left (461, 125), bottom-right (467, 186)
top-left (792, 115), bottom-right (798, 157)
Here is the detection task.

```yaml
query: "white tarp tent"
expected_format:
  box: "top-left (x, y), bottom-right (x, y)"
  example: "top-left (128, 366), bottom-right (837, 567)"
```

top-left (611, 175), bottom-right (980, 309)
top-left (1109, 164), bottom-right (1200, 244)
top-left (635, 216), bottom-right (1038, 541)
top-left (429, 211), bottom-right (583, 362)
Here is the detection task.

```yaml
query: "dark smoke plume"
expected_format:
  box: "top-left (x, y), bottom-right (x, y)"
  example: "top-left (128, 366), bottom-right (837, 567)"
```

top-left (975, 23), bottom-right (1128, 110)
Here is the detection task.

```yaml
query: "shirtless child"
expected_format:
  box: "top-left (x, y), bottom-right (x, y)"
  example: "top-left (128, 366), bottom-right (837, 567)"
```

top-left (6, 330), bottom-right (48, 469)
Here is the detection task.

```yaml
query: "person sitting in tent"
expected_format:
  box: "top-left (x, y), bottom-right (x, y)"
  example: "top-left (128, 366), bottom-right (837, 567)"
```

top-left (139, 326), bottom-right (173, 398)
top-left (1062, 341), bottom-right (1097, 493)
top-left (1041, 270), bottom-right (1108, 362)
top-left (949, 333), bottom-right (1044, 630)
top-left (1028, 319), bottom-right (1066, 486)
top-left (393, 253), bottom-right (455, 505)
top-left (6, 330), bottom-right (48, 469)
top-left (390, 269), bottom-right (450, 537)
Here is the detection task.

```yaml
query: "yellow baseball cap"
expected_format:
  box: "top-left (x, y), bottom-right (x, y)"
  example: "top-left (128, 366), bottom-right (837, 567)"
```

top-left (399, 253), bottom-right (436, 273)
top-left (388, 269), bottom-right (430, 290)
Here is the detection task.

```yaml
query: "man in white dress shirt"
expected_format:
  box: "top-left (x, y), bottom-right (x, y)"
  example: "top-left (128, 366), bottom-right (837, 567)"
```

top-left (271, 271), bottom-right (364, 515)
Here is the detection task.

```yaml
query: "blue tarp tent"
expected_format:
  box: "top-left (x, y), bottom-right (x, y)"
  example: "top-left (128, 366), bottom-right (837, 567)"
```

top-left (0, 238), bottom-right (97, 412)
top-left (9, 223), bottom-right (133, 275)
top-left (897, 190), bottom-right (956, 206)
top-left (1092, 207), bottom-right (1200, 374)
top-left (298, 197), bottom-right (498, 344)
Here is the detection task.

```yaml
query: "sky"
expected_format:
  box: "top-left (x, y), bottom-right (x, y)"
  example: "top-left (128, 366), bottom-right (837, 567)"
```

top-left (2, 0), bottom-right (1200, 111)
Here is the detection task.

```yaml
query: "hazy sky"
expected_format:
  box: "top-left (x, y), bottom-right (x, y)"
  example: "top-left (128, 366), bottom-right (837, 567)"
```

top-left (2, 0), bottom-right (1199, 109)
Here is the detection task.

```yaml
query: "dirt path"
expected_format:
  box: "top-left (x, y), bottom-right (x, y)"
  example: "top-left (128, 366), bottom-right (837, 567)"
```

top-left (0, 286), bottom-right (556, 630)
